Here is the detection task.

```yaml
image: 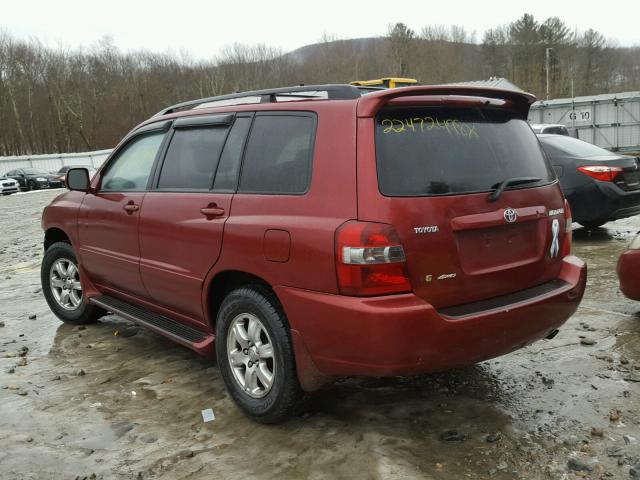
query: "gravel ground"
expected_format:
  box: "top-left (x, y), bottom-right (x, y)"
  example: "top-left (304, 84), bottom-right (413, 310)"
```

top-left (0, 190), bottom-right (639, 480)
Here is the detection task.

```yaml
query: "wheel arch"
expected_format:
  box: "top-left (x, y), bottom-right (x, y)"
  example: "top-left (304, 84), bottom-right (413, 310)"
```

top-left (44, 227), bottom-right (71, 251)
top-left (205, 270), bottom-right (280, 329)
top-left (205, 269), bottom-right (331, 392)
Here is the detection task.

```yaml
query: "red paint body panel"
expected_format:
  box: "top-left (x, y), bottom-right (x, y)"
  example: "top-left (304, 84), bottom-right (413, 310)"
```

top-left (276, 255), bottom-right (586, 377)
top-left (356, 115), bottom-right (569, 309)
top-left (263, 230), bottom-right (291, 262)
top-left (617, 248), bottom-right (640, 300)
top-left (202, 102), bottom-right (358, 301)
top-left (138, 192), bottom-right (233, 323)
top-left (77, 192), bottom-right (149, 299)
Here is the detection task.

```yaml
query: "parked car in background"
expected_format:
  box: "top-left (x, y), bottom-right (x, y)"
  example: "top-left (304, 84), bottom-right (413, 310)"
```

top-left (4, 167), bottom-right (64, 191)
top-left (53, 166), bottom-right (97, 187)
top-left (40, 84), bottom-right (586, 423)
top-left (617, 233), bottom-right (640, 300)
top-left (530, 123), bottom-right (570, 136)
top-left (537, 134), bottom-right (640, 229)
top-left (0, 175), bottom-right (19, 195)
top-left (350, 77), bottom-right (418, 89)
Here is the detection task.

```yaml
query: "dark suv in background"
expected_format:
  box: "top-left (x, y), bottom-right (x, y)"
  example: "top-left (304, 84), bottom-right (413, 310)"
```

top-left (41, 84), bottom-right (587, 423)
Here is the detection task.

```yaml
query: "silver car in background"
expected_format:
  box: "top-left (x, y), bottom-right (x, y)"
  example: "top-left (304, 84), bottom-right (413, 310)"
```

top-left (0, 176), bottom-right (19, 195)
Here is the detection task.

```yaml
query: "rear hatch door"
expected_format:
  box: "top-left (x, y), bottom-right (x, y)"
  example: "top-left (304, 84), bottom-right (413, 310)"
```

top-left (356, 92), bottom-right (568, 309)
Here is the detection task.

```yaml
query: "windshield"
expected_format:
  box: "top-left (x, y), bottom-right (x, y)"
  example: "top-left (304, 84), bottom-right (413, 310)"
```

top-left (540, 135), bottom-right (612, 157)
top-left (23, 168), bottom-right (49, 175)
top-left (376, 106), bottom-right (554, 196)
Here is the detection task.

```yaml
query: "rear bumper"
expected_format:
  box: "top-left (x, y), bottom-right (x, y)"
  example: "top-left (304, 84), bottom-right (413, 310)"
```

top-left (278, 255), bottom-right (586, 381)
top-left (617, 249), bottom-right (640, 300)
top-left (568, 182), bottom-right (640, 223)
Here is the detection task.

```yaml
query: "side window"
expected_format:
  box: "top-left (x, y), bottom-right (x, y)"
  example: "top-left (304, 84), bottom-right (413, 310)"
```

top-left (238, 114), bottom-right (315, 194)
top-left (158, 127), bottom-right (228, 190)
top-left (213, 116), bottom-right (252, 191)
top-left (101, 132), bottom-right (164, 191)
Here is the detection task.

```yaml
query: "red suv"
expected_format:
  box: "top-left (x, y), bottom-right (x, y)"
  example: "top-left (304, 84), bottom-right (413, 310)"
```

top-left (41, 84), bottom-right (587, 423)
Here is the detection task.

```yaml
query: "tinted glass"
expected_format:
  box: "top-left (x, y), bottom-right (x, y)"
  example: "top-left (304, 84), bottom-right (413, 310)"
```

top-left (213, 117), bottom-right (252, 191)
top-left (376, 107), bottom-right (554, 196)
top-left (101, 132), bottom-right (164, 191)
top-left (239, 115), bottom-right (314, 194)
top-left (158, 127), bottom-right (228, 190)
top-left (540, 135), bottom-right (612, 157)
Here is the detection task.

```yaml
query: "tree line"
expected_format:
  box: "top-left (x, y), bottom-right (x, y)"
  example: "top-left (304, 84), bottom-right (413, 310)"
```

top-left (1, 13), bottom-right (638, 156)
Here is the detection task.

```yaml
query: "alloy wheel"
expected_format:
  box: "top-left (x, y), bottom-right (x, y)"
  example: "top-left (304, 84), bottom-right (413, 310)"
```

top-left (226, 313), bottom-right (276, 398)
top-left (49, 258), bottom-right (82, 310)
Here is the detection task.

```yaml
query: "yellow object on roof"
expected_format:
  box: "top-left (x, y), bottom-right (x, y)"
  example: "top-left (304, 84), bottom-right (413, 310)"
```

top-left (350, 78), bottom-right (418, 89)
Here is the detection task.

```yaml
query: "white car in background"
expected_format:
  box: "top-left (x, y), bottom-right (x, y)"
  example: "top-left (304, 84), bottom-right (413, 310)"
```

top-left (0, 176), bottom-right (19, 195)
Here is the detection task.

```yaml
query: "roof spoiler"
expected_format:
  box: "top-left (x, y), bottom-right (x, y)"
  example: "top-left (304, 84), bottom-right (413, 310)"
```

top-left (357, 86), bottom-right (537, 119)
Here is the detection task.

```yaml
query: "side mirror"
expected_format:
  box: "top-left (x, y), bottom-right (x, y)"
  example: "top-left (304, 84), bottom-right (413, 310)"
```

top-left (66, 168), bottom-right (90, 192)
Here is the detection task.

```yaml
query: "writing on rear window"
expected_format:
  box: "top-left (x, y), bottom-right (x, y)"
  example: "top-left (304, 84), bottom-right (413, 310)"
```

top-left (375, 106), bottom-right (554, 197)
top-left (381, 117), bottom-right (480, 139)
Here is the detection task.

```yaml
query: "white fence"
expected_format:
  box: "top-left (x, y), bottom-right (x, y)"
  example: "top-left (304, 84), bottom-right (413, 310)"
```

top-left (529, 91), bottom-right (640, 153)
top-left (0, 149), bottom-right (113, 174)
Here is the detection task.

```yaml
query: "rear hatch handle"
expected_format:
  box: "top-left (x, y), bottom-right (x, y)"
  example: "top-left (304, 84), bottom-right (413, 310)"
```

top-left (488, 177), bottom-right (541, 202)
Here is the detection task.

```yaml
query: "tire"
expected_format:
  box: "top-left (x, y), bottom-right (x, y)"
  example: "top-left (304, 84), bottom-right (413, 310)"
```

top-left (41, 241), bottom-right (105, 325)
top-left (27, 180), bottom-right (35, 191)
top-left (216, 286), bottom-right (304, 424)
top-left (579, 220), bottom-right (607, 230)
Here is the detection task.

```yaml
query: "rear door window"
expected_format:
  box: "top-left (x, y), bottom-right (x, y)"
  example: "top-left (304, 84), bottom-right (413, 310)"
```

top-left (238, 114), bottom-right (315, 194)
top-left (376, 107), bottom-right (554, 196)
top-left (213, 116), bottom-right (252, 191)
top-left (158, 126), bottom-right (229, 190)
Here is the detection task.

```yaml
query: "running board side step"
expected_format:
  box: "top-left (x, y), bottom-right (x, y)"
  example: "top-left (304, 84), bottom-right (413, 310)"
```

top-left (90, 295), bottom-right (214, 357)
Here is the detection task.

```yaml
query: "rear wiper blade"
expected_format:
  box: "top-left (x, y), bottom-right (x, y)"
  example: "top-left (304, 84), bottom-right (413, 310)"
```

top-left (488, 177), bottom-right (542, 202)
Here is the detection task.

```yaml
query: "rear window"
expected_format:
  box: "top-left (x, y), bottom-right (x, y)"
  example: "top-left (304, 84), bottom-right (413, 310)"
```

top-left (376, 107), bottom-right (554, 196)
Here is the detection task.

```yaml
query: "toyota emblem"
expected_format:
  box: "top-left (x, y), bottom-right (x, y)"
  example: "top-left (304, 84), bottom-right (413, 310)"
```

top-left (504, 208), bottom-right (518, 223)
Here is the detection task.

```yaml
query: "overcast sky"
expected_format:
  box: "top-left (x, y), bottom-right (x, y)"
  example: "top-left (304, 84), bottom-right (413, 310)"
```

top-left (3, 0), bottom-right (639, 60)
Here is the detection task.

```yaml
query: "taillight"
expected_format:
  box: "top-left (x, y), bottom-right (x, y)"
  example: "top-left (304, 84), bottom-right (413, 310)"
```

top-left (335, 221), bottom-right (411, 296)
top-left (561, 199), bottom-right (572, 257)
top-left (577, 165), bottom-right (622, 182)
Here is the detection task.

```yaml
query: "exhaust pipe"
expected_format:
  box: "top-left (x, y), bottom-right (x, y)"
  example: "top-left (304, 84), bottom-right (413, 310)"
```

top-left (545, 329), bottom-right (560, 340)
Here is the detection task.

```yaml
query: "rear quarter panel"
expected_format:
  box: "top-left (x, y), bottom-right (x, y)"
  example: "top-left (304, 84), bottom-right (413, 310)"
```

top-left (203, 102), bottom-right (359, 317)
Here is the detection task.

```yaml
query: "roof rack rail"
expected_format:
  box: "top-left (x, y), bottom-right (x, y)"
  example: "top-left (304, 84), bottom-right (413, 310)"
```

top-left (154, 84), bottom-right (363, 117)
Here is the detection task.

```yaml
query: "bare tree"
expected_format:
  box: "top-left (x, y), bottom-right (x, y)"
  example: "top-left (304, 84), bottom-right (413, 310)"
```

top-left (0, 17), bottom-right (638, 156)
top-left (387, 23), bottom-right (416, 77)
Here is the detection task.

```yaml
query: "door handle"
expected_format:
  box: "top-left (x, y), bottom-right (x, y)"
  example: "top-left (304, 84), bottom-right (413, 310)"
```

top-left (123, 202), bottom-right (139, 213)
top-left (200, 204), bottom-right (225, 217)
